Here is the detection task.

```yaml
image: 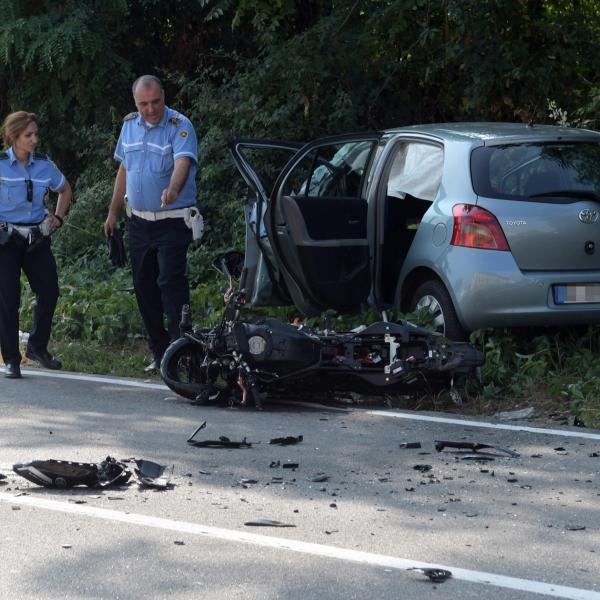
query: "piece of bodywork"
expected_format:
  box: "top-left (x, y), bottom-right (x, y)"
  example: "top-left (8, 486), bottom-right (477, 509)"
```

top-left (434, 440), bottom-right (520, 458)
top-left (12, 457), bottom-right (131, 488)
top-left (134, 460), bottom-right (173, 489)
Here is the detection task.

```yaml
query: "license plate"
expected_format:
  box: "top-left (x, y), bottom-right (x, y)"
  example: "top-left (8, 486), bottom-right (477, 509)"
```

top-left (554, 284), bottom-right (600, 304)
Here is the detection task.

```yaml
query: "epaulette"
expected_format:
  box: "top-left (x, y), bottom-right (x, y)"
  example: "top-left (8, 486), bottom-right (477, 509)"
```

top-left (0, 151), bottom-right (8, 160)
top-left (123, 112), bottom-right (137, 121)
top-left (33, 152), bottom-right (49, 161)
top-left (168, 116), bottom-right (181, 126)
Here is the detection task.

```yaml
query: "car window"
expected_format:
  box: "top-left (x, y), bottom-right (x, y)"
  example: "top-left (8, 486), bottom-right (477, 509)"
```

top-left (471, 142), bottom-right (600, 200)
top-left (386, 142), bottom-right (443, 201)
top-left (282, 141), bottom-right (375, 198)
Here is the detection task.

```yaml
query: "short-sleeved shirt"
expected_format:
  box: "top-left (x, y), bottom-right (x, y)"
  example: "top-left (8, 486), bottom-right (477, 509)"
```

top-left (114, 106), bottom-right (198, 211)
top-left (0, 147), bottom-right (66, 224)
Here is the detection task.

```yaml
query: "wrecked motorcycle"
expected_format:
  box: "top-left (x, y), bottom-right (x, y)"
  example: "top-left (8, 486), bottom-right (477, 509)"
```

top-left (160, 253), bottom-right (484, 409)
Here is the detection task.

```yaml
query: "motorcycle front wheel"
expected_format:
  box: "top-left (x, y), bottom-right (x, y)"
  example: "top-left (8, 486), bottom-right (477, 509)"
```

top-left (160, 337), bottom-right (227, 401)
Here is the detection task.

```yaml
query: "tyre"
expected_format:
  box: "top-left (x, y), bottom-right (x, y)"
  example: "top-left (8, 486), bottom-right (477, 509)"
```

top-left (409, 279), bottom-right (468, 341)
top-left (160, 337), bottom-right (228, 401)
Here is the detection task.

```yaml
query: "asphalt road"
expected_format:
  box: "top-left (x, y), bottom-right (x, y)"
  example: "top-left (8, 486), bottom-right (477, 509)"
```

top-left (1, 368), bottom-right (600, 600)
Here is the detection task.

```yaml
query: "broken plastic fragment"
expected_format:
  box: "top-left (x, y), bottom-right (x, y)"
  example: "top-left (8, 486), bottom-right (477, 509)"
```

top-left (270, 435), bottom-right (303, 445)
top-left (244, 519), bottom-right (296, 527)
top-left (282, 463), bottom-right (299, 469)
top-left (435, 440), bottom-right (519, 458)
top-left (12, 457), bottom-right (131, 488)
top-left (308, 473), bottom-right (329, 482)
top-left (187, 423), bottom-right (252, 448)
top-left (413, 464), bottom-right (432, 472)
top-left (134, 460), bottom-right (173, 489)
top-left (410, 568), bottom-right (452, 583)
top-left (400, 442), bottom-right (422, 449)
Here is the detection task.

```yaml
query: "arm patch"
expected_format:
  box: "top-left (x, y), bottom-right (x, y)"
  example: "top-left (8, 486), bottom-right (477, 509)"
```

top-left (169, 116), bottom-right (181, 126)
top-left (123, 112), bottom-right (137, 121)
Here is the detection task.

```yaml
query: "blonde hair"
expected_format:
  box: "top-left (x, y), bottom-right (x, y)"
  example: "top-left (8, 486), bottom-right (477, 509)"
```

top-left (1, 111), bottom-right (40, 148)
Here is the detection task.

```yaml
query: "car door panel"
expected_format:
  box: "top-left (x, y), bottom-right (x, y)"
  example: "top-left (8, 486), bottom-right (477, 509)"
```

top-left (267, 134), bottom-right (380, 315)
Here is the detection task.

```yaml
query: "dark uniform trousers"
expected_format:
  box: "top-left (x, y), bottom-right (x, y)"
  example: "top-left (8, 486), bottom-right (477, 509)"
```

top-left (128, 214), bottom-right (192, 362)
top-left (0, 236), bottom-right (59, 364)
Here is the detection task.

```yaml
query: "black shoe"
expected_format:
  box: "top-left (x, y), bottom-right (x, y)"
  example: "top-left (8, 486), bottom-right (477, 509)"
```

top-left (25, 349), bottom-right (62, 370)
top-left (4, 361), bottom-right (22, 379)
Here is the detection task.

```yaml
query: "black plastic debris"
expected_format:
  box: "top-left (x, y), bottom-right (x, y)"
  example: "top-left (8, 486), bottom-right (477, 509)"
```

top-left (308, 473), bottom-right (329, 483)
top-left (244, 519), bottom-right (296, 527)
top-left (0, 473), bottom-right (6, 481)
top-left (12, 457), bottom-right (131, 488)
top-left (410, 568), bottom-right (452, 583)
top-left (270, 435), bottom-right (303, 446)
top-left (413, 464), bottom-right (432, 472)
top-left (134, 460), bottom-right (172, 489)
top-left (187, 422), bottom-right (251, 448)
top-left (435, 440), bottom-right (519, 458)
top-left (269, 460), bottom-right (281, 468)
top-left (590, 452), bottom-right (600, 458)
top-left (282, 463), bottom-right (299, 469)
top-left (400, 442), bottom-right (422, 449)
top-left (566, 524), bottom-right (586, 531)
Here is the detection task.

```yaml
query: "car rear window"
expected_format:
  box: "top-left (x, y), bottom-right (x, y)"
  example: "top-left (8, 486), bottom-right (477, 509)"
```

top-left (471, 142), bottom-right (600, 200)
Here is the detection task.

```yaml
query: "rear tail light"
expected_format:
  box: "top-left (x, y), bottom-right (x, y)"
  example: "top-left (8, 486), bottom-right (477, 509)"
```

top-left (451, 204), bottom-right (510, 251)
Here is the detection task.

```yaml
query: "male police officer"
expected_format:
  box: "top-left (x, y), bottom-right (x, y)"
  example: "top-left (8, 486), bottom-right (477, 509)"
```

top-left (104, 75), bottom-right (198, 372)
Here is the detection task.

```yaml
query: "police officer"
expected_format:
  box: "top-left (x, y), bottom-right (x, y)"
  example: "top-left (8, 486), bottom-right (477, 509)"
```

top-left (104, 75), bottom-right (198, 372)
top-left (0, 111), bottom-right (72, 379)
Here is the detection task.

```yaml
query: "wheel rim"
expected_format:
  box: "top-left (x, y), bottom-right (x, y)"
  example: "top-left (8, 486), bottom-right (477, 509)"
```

top-left (415, 294), bottom-right (445, 333)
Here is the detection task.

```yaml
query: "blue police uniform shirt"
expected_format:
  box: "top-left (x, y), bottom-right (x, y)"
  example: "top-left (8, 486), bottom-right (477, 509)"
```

top-left (0, 147), bottom-right (66, 224)
top-left (114, 106), bottom-right (198, 211)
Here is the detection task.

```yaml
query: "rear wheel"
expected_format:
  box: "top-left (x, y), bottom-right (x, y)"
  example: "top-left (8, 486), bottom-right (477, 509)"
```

top-left (410, 280), bottom-right (468, 341)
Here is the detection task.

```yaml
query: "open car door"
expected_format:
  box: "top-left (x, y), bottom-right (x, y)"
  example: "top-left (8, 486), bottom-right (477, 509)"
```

top-left (266, 133), bottom-right (381, 316)
top-left (229, 139), bottom-right (303, 307)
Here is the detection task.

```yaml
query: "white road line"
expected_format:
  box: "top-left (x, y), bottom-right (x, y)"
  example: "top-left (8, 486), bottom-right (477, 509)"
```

top-left (369, 410), bottom-right (600, 441)
top-left (14, 368), bottom-right (168, 390)
top-left (0, 493), bottom-right (597, 600)
top-left (8, 368), bottom-right (600, 439)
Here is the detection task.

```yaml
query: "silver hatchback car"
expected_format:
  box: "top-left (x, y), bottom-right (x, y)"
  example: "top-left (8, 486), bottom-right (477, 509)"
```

top-left (230, 123), bottom-right (600, 339)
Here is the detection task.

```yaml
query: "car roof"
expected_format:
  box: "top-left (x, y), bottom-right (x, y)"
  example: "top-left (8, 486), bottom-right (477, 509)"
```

top-left (384, 122), bottom-right (600, 143)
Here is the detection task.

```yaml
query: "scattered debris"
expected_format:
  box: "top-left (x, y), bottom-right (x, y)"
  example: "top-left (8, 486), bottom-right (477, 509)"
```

top-left (400, 442), bottom-right (422, 449)
top-left (308, 473), bottom-right (329, 482)
top-left (174, 540), bottom-right (185, 545)
top-left (573, 416), bottom-right (586, 428)
top-left (12, 457), bottom-right (131, 488)
top-left (244, 519), bottom-right (296, 527)
top-left (410, 567), bottom-right (452, 583)
top-left (61, 544), bottom-right (72, 549)
top-left (269, 461), bottom-right (281, 468)
top-left (590, 452), bottom-right (599, 458)
top-left (413, 464), bottom-right (432, 472)
top-left (270, 435), bottom-right (303, 446)
top-left (282, 463), bottom-right (299, 469)
top-left (435, 440), bottom-right (519, 458)
top-left (134, 460), bottom-right (173, 489)
top-left (494, 407), bottom-right (535, 421)
top-left (566, 524), bottom-right (586, 531)
top-left (187, 422), bottom-right (251, 448)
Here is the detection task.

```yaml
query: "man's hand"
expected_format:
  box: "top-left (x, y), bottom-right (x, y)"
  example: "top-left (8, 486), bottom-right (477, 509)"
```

top-left (104, 212), bottom-right (118, 236)
top-left (160, 188), bottom-right (178, 208)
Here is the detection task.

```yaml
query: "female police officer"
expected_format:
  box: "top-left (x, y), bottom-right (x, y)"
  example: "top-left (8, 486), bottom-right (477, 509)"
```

top-left (0, 111), bottom-right (72, 378)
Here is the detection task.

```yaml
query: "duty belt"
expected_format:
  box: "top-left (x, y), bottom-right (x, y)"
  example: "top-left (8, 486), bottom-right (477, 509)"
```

top-left (0, 222), bottom-right (45, 251)
top-left (129, 207), bottom-right (189, 221)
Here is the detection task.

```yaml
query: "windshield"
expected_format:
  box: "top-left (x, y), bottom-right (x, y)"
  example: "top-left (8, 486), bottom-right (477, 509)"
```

top-left (471, 142), bottom-right (600, 200)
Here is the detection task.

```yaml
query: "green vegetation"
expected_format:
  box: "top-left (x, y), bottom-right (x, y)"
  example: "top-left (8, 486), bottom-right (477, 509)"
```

top-left (3, 1), bottom-right (600, 424)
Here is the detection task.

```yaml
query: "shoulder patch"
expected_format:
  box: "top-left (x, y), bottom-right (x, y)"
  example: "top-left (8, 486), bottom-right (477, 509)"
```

top-left (33, 152), bottom-right (49, 161)
top-left (169, 116), bottom-right (181, 126)
top-left (180, 130), bottom-right (188, 138)
top-left (123, 112), bottom-right (137, 121)
top-left (0, 151), bottom-right (8, 160)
